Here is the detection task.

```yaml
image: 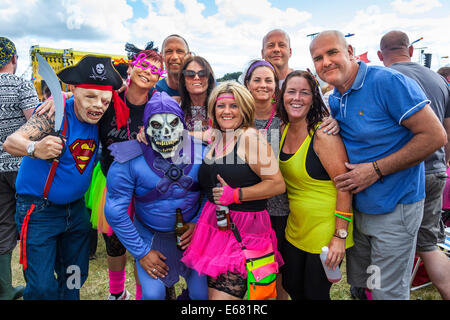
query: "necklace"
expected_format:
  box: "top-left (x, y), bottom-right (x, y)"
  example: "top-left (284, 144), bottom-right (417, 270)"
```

top-left (257, 103), bottom-right (276, 139)
top-left (264, 103), bottom-right (276, 130)
top-left (256, 103), bottom-right (276, 130)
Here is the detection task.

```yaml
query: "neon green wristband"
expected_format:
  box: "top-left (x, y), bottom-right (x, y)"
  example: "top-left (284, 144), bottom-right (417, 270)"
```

top-left (334, 212), bottom-right (352, 222)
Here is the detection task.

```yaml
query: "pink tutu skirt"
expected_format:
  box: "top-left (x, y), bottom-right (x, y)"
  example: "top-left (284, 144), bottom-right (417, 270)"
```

top-left (181, 200), bottom-right (283, 278)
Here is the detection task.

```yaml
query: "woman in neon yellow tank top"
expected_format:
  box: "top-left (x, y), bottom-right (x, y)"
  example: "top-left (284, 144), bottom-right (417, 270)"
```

top-left (277, 70), bottom-right (354, 300)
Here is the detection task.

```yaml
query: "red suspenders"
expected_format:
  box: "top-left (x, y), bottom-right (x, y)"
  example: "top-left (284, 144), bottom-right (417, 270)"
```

top-left (19, 111), bottom-right (68, 270)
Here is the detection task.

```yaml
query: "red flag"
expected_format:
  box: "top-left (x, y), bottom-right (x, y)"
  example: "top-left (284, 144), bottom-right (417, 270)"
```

top-left (356, 52), bottom-right (370, 63)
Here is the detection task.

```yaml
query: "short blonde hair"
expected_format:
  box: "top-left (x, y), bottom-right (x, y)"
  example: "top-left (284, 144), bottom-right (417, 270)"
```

top-left (207, 81), bottom-right (255, 130)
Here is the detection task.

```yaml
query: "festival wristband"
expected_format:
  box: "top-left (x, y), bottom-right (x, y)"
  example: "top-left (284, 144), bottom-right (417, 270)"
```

top-left (335, 210), bottom-right (353, 216)
top-left (334, 212), bottom-right (352, 222)
top-left (219, 185), bottom-right (239, 206)
top-left (233, 187), bottom-right (242, 204)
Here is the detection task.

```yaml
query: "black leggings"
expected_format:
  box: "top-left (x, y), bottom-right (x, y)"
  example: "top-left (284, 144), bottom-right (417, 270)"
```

top-left (281, 240), bottom-right (332, 300)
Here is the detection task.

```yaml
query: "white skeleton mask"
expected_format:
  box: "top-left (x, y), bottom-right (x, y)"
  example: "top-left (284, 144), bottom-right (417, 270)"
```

top-left (146, 113), bottom-right (184, 158)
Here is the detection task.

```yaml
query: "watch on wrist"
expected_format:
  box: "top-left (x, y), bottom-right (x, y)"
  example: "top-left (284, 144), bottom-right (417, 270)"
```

top-left (334, 229), bottom-right (348, 239)
top-left (26, 141), bottom-right (36, 158)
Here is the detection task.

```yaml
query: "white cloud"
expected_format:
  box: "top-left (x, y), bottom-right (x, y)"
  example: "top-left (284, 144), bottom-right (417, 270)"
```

top-left (1, 0), bottom-right (133, 40)
top-left (391, 0), bottom-right (442, 15)
top-left (128, 0), bottom-right (312, 76)
top-left (4, 0), bottom-right (450, 78)
top-left (61, 0), bottom-right (133, 39)
top-left (339, 4), bottom-right (450, 70)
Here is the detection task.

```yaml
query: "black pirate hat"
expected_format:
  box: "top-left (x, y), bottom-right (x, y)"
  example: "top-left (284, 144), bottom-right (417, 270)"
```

top-left (58, 55), bottom-right (128, 129)
top-left (57, 55), bottom-right (123, 90)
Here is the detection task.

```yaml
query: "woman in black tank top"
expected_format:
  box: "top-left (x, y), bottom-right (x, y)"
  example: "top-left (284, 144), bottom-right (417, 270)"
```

top-left (181, 81), bottom-right (286, 300)
top-left (198, 139), bottom-right (266, 212)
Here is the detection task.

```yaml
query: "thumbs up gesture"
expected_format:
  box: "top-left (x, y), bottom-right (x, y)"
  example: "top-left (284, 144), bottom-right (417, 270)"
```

top-left (212, 174), bottom-right (241, 205)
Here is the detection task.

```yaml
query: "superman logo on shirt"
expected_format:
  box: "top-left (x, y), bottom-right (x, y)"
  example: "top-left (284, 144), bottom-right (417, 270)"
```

top-left (69, 139), bottom-right (96, 174)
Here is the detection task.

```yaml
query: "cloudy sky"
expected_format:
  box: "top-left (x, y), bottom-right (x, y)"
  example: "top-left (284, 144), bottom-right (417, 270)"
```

top-left (2, 0), bottom-right (449, 79)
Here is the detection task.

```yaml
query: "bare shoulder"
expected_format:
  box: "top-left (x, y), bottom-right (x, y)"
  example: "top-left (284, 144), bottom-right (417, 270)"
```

top-left (314, 127), bottom-right (347, 154)
top-left (314, 126), bottom-right (341, 143)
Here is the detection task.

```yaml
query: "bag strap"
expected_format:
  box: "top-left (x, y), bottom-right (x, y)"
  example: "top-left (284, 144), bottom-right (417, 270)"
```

top-left (229, 215), bottom-right (246, 251)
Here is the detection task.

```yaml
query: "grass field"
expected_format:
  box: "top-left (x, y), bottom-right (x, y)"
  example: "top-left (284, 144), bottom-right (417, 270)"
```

top-left (10, 236), bottom-right (442, 300)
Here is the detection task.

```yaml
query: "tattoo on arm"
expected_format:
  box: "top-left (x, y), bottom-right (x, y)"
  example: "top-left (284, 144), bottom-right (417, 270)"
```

top-left (17, 112), bottom-right (55, 141)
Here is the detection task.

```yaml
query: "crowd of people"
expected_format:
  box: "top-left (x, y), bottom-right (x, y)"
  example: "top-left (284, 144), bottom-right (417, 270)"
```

top-left (0, 27), bottom-right (449, 301)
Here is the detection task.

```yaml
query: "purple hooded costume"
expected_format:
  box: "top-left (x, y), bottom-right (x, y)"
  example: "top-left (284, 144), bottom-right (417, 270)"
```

top-left (104, 91), bottom-right (207, 300)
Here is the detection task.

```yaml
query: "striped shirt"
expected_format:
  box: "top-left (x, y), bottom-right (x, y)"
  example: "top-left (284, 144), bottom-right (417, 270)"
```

top-left (0, 73), bottom-right (39, 172)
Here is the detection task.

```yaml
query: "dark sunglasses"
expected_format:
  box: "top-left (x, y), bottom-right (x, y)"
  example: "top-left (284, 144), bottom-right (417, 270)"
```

top-left (183, 69), bottom-right (207, 78)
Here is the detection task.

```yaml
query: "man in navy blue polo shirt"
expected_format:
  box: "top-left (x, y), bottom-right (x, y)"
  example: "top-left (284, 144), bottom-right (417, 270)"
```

top-left (309, 30), bottom-right (447, 300)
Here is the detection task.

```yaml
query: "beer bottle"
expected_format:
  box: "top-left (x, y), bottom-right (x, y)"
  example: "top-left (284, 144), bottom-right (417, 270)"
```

top-left (216, 183), bottom-right (230, 231)
top-left (175, 208), bottom-right (188, 251)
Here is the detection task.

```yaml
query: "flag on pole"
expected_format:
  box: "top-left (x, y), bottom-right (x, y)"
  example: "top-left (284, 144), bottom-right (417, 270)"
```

top-left (411, 37), bottom-right (423, 45)
top-left (355, 52), bottom-right (370, 63)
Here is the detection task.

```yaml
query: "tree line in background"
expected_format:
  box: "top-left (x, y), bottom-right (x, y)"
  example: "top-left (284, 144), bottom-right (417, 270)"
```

top-left (217, 71), bottom-right (242, 82)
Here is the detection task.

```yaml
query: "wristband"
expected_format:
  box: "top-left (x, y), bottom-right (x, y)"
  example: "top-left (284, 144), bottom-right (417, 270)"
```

top-left (233, 187), bottom-right (242, 204)
top-left (334, 212), bottom-right (352, 222)
top-left (335, 210), bottom-right (353, 216)
top-left (372, 160), bottom-right (383, 182)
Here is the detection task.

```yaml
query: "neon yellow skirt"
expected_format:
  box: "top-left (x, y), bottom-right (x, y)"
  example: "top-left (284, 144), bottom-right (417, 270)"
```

top-left (84, 162), bottom-right (112, 234)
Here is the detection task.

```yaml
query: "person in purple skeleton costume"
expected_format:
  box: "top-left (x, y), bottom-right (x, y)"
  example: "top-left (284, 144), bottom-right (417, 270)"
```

top-left (104, 91), bottom-right (208, 300)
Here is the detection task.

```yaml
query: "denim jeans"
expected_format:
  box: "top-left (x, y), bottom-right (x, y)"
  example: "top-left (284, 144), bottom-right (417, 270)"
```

top-left (15, 194), bottom-right (90, 300)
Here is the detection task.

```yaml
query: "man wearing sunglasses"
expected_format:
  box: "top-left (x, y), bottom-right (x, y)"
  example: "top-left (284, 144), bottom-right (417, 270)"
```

top-left (156, 34), bottom-right (190, 103)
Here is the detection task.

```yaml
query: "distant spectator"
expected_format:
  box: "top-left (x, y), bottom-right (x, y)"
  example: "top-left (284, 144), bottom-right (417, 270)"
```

top-left (0, 37), bottom-right (38, 300)
top-left (378, 30), bottom-right (450, 300)
top-left (437, 66), bottom-right (450, 84)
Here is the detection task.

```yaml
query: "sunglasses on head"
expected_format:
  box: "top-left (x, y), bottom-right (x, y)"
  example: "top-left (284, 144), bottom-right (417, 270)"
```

top-left (183, 69), bottom-right (207, 78)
